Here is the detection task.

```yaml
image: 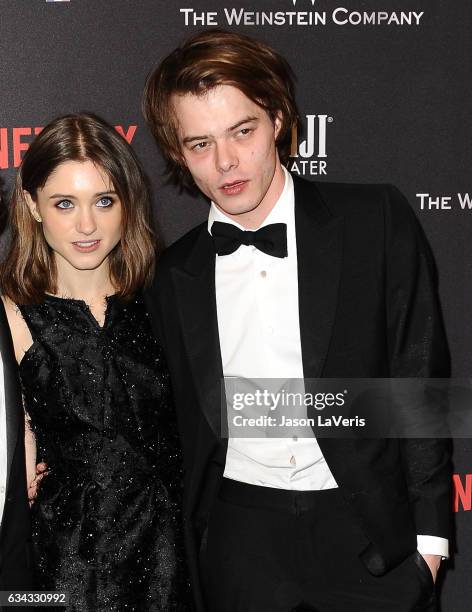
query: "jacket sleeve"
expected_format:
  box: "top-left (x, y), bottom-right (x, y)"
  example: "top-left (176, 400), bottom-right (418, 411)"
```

top-left (384, 184), bottom-right (451, 540)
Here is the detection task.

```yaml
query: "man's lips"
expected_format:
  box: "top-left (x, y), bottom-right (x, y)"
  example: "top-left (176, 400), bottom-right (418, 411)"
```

top-left (219, 180), bottom-right (249, 195)
top-left (71, 240), bottom-right (101, 253)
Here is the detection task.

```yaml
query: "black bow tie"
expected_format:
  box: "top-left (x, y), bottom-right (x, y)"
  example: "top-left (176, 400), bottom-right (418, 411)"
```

top-left (211, 221), bottom-right (288, 258)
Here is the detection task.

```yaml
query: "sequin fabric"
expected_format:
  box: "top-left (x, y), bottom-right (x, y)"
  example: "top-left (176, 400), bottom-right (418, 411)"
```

top-left (18, 294), bottom-right (191, 611)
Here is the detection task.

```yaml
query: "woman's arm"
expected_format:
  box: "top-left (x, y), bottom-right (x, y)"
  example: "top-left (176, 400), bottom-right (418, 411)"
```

top-left (1, 296), bottom-right (33, 364)
top-left (24, 412), bottom-right (38, 503)
top-left (1, 296), bottom-right (42, 501)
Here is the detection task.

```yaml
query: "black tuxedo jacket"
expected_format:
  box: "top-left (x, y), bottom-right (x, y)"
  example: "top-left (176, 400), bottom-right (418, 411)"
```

top-left (145, 175), bottom-right (451, 611)
top-left (0, 301), bottom-right (33, 590)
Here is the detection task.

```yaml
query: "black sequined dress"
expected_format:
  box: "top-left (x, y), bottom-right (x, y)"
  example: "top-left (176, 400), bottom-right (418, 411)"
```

top-left (18, 294), bottom-right (190, 611)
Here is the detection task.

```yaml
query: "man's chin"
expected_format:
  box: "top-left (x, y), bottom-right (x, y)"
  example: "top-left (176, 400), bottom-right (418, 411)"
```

top-left (213, 199), bottom-right (260, 218)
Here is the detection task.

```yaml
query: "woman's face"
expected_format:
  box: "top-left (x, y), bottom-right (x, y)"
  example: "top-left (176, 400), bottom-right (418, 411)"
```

top-left (27, 159), bottom-right (122, 274)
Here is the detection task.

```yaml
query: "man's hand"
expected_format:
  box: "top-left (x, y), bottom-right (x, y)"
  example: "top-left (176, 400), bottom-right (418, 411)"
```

top-left (421, 553), bottom-right (442, 583)
top-left (28, 462), bottom-right (48, 505)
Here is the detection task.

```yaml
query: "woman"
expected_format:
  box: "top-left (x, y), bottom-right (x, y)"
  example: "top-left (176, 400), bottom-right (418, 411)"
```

top-left (1, 113), bottom-right (190, 611)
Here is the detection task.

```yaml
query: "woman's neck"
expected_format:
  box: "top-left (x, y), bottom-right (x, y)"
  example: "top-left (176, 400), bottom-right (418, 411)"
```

top-left (54, 256), bottom-right (115, 304)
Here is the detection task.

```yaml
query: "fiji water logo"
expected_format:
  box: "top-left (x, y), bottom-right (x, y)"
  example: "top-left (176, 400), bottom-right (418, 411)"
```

top-left (288, 114), bottom-right (333, 177)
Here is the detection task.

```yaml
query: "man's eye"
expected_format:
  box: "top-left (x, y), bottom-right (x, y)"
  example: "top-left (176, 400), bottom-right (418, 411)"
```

top-left (193, 142), bottom-right (208, 151)
top-left (56, 200), bottom-right (73, 209)
top-left (239, 128), bottom-right (252, 135)
top-left (96, 197), bottom-right (113, 208)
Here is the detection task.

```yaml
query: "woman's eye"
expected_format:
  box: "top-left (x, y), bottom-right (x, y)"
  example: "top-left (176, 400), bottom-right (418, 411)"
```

top-left (56, 200), bottom-right (73, 210)
top-left (96, 197), bottom-right (113, 207)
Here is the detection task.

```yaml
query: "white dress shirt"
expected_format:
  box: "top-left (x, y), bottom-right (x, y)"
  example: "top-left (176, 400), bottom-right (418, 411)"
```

top-left (209, 166), bottom-right (448, 557)
top-left (210, 167), bottom-right (337, 491)
top-left (0, 353), bottom-right (7, 526)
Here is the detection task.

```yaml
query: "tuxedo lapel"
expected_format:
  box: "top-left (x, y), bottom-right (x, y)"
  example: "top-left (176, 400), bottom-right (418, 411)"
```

top-left (294, 176), bottom-right (344, 378)
top-left (170, 227), bottom-right (225, 439)
top-left (0, 300), bottom-right (21, 494)
top-left (168, 177), bottom-right (343, 439)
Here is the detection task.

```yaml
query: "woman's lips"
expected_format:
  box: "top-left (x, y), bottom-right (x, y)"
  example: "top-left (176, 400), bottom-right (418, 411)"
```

top-left (72, 240), bottom-right (101, 253)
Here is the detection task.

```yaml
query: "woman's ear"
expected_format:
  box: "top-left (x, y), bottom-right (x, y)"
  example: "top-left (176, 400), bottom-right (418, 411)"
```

top-left (24, 190), bottom-right (42, 223)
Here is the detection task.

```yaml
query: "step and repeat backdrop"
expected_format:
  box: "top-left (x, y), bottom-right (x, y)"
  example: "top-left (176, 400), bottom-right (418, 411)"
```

top-left (0, 0), bottom-right (470, 609)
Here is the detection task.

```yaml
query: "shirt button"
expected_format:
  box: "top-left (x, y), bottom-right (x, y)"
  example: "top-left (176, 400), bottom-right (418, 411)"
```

top-left (260, 270), bottom-right (267, 278)
top-left (290, 456), bottom-right (296, 466)
top-left (266, 326), bottom-right (274, 335)
top-left (0, 486), bottom-right (5, 494)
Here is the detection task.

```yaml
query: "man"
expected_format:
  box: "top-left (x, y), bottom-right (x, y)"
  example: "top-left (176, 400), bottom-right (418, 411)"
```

top-left (0, 179), bottom-right (33, 593)
top-left (143, 30), bottom-right (451, 612)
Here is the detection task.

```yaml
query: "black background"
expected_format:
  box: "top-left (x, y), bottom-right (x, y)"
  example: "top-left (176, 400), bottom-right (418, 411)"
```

top-left (0, 1), bottom-right (470, 608)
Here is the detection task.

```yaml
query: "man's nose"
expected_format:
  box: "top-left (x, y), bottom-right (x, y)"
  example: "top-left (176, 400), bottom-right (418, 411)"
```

top-left (215, 141), bottom-right (238, 173)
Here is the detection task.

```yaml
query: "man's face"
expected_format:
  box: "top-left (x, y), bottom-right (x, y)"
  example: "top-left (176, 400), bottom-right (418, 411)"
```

top-left (173, 85), bottom-right (285, 228)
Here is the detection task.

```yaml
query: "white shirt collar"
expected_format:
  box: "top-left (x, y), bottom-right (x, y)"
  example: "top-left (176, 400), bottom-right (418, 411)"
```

top-left (208, 165), bottom-right (294, 234)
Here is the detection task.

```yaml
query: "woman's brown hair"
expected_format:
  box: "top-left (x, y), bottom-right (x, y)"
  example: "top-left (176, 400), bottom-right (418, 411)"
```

top-left (1, 113), bottom-right (155, 304)
top-left (0, 173), bottom-right (7, 235)
top-left (142, 29), bottom-right (299, 190)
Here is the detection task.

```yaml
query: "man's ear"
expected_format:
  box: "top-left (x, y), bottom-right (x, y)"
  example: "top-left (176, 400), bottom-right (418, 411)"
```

top-left (24, 190), bottom-right (42, 223)
top-left (274, 111), bottom-right (283, 139)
